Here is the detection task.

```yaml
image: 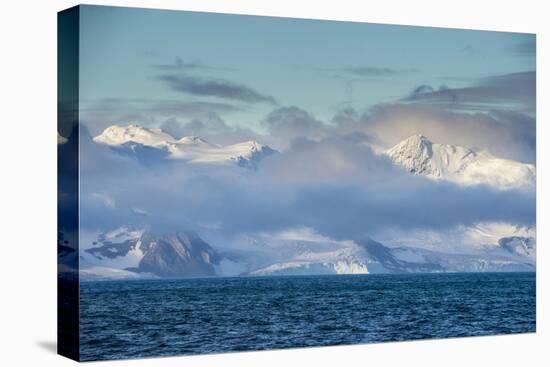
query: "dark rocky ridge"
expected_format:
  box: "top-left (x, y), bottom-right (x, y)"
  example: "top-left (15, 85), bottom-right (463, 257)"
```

top-left (357, 238), bottom-right (443, 273)
top-left (137, 231), bottom-right (221, 277)
top-left (86, 230), bottom-right (221, 278)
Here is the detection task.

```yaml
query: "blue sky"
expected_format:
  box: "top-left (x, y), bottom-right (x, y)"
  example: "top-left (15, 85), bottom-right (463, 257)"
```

top-left (78, 5), bottom-right (535, 137)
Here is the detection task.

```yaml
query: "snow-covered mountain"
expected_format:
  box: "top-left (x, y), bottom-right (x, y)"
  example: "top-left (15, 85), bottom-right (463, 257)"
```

top-left (75, 129), bottom-right (536, 280)
top-left (370, 221), bottom-right (536, 272)
top-left (386, 134), bottom-right (535, 190)
top-left (373, 222), bottom-right (535, 253)
top-left (80, 227), bottom-right (221, 279)
top-left (94, 125), bottom-right (176, 146)
top-left (93, 124), bottom-right (275, 169)
top-left (77, 223), bottom-right (535, 280)
top-left (247, 239), bottom-right (370, 276)
top-left (246, 237), bottom-right (446, 276)
top-left (245, 236), bottom-right (534, 276)
top-left (498, 236), bottom-right (536, 259)
top-left (219, 227), bottom-right (535, 277)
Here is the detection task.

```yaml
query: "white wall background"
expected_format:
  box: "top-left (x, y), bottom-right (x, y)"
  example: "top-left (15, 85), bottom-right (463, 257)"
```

top-left (0, 0), bottom-right (547, 366)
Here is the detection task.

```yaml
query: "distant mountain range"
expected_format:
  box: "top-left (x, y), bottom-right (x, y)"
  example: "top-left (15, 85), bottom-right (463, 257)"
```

top-left (93, 124), bottom-right (276, 169)
top-left (248, 237), bottom-right (535, 276)
top-left (67, 127), bottom-right (536, 279)
top-left (90, 126), bottom-right (536, 188)
top-left (79, 226), bottom-right (535, 280)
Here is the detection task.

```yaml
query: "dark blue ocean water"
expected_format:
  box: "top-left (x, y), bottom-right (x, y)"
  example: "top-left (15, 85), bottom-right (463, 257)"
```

top-left (79, 272), bottom-right (536, 361)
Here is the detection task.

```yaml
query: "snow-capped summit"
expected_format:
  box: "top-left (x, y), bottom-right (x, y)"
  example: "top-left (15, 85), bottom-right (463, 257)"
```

top-left (386, 134), bottom-right (535, 190)
top-left (94, 124), bottom-right (176, 146)
top-left (176, 135), bottom-right (212, 145)
top-left (93, 124), bottom-right (276, 169)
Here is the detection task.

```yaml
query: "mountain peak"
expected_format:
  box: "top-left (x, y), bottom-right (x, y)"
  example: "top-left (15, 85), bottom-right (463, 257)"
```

top-left (386, 134), bottom-right (535, 190)
top-left (94, 124), bottom-right (176, 146)
top-left (177, 136), bottom-right (211, 145)
top-left (93, 124), bottom-right (275, 169)
top-left (83, 227), bottom-right (221, 278)
top-left (386, 134), bottom-right (435, 175)
top-left (412, 133), bottom-right (430, 143)
top-left (397, 134), bottom-right (433, 150)
top-left (232, 140), bottom-right (266, 152)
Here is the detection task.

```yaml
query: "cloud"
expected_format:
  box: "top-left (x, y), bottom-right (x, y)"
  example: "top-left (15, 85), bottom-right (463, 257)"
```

top-left (160, 113), bottom-right (228, 138)
top-left (331, 106), bottom-right (360, 125)
top-left (78, 133), bottom-right (535, 243)
top-left (262, 106), bottom-right (330, 149)
top-left (142, 100), bottom-right (241, 115)
top-left (159, 113), bottom-right (261, 145)
top-left (403, 71), bottom-right (535, 114)
top-left (337, 103), bottom-right (536, 163)
top-left (155, 74), bottom-right (278, 104)
top-left (259, 135), bottom-right (400, 186)
top-left (131, 207), bottom-right (149, 217)
top-left (290, 180), bottom-right (534, 240)
top-left (79, 98), bottom-right (241, 136)
top-left (408, 84), bottom-right (437, 98)
top-left (321, 71), bottom-right (535, 163)
top-left (91, 192), bottom-right (116, 209)
top-left (239, 87), bottom-right (535, 164)
top-left (340, 66), bottom-right (417, 77)
top-left (75, 67), bottom-right (536, 245)
top-left (152, 57), bottom-right (232, 71)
